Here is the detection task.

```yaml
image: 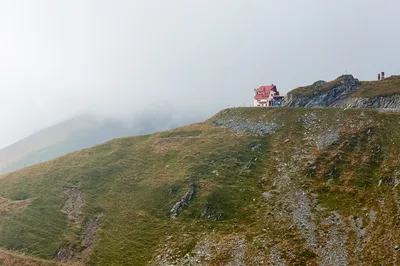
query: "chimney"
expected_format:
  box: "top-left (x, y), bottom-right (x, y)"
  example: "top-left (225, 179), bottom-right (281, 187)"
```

top-left (378, 73), bottom-right (381, 80)
top-left (381, 72), bottom-right (385, 79)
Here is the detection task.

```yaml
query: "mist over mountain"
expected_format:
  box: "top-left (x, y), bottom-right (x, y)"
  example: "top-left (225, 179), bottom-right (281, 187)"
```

top-left (0, 108), bottom-right (204, 174)
top-left (1, 1), bottom-right (399, 148)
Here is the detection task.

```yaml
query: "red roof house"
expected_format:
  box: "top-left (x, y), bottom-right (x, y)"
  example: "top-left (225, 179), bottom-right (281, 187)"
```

top-left (253, 84), bottom-right (284, 107)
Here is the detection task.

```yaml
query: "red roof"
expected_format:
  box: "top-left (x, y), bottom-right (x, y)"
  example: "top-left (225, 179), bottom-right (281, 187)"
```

top-left (254, 85), bottom-right (279, 100)
top-left (256, 85), bottom-right (276, 93)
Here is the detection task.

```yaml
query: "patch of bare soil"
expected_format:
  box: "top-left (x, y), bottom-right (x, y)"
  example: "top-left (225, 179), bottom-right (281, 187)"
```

top-left (0, 249), bottom-right (55, 266)
top-left (55, 216), bottom-right (101, 265)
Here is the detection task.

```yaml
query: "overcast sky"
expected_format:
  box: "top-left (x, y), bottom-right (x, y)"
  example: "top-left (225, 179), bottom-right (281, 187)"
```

top-left (0, 0), bottom-right (399, 148)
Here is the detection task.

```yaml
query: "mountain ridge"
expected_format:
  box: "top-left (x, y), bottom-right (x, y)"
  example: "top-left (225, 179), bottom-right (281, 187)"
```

top-left (0, 114), bottom-right (132, 174)
top-left (282, 74), bottom-right (400, 110)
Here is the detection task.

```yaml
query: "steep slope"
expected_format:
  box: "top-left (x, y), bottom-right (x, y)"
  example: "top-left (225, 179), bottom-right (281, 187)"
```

top-left (283, 74), bottom-right (400, 110)
top-left (0, 112), bottom-right (201, 174)
top-left (0, 108), bottom-right (399, 265)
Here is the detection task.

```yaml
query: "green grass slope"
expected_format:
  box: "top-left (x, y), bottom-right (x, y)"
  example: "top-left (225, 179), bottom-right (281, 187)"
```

top-left (0, 108), bottom-right (399, 265)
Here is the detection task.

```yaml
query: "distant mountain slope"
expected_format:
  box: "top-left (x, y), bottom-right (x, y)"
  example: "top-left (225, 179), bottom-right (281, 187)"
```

top-left (0, 108), bottom-right (399, 265)
top-left (0, 112), bottom-right (202, 174)
top-left (283, 74), bottom-right (400, 109)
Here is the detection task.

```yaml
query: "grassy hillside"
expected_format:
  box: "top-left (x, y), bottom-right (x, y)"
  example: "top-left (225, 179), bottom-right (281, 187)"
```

top-left (353, 75), bottom-right (400, 98)
top-left (0, 112), bottom-right (202, 174)
top-left (0, 108), bottom-right (399, 265)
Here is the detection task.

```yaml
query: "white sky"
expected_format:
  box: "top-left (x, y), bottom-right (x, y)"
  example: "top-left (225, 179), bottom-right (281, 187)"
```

top-left (0, 0), bottom-right (399, 148)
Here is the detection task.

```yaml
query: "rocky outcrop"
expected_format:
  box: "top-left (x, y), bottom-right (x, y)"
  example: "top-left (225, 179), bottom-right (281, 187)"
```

top-left (170, 183), bottom-right (195, 218)
top-left (282, 75), bottom-right (400, 110)
top-left (283, 75), bottom-right (361, 108)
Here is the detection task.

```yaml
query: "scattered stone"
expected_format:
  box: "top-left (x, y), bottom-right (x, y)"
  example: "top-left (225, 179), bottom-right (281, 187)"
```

top-left (262, 192), bottom-right (272, 201)
top-left (83, 218), bottom-right (99, 248)
top-left (200, 204), bottom-right (212, 218)
top-left (369, 210), bottom-right (376, 225)
top-left (61, 187), bottom-right (84, 223)
top-left (291, 190), bottom-right (316, 248)
top-left (227, 236), bottom-right (246, 266)
top-left (315, 130), bottom-right (339, 150)
top-left (268, 247), bottom-right (286, 266)
top-left (151, 235), bottom-right (246, 265)
top-left (318, 227), bottom-right (348, 266)
top-left (249, 143), bottom-right (261, 152)
top-left (55, 247), bottom-right (77, 263)
top-left (213, 117), bottom-right (279, 135)
top-left (349, 215), bottom-right (365, 253)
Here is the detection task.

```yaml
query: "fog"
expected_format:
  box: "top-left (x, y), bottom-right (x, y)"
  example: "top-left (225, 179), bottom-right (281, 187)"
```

top-left (0, 0), bottom-right (399, 148)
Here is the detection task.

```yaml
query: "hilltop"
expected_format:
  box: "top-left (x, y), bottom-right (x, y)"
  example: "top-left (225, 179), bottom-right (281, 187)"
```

top-left (283, 74), bottom-right (400, 110)
top-left (0, 107), bottom-right (399, 265)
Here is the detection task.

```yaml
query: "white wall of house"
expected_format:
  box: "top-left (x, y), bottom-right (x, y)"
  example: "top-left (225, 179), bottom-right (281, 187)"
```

top-left (254, 96), bottom-right (274, 107)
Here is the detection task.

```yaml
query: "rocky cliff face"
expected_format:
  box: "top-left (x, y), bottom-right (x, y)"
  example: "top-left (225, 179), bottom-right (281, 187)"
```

top-left (339, 94), bottom-right (400, 110)
top-left (283, 74), bottom-right (400, 110)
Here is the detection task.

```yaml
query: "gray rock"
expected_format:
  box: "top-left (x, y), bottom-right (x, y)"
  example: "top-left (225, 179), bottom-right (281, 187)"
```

top-left (349, 216), bottom-right (366, 253)
top-left (262, 192), bottom-right (272, 200)
top-left (170, 182), bottom-right (195, 218)
top-left (268, 247), bottom-right (286, 266)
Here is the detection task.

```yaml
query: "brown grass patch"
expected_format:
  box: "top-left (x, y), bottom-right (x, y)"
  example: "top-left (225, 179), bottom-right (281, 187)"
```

top-left (0, 249), bottom-right (58, 265)
top-left (0, 197), bottom-right (33, 215)
top-left (197, 181), bottom-right (218, 197)
top-left (152, 138), bottom-right (183, 154)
